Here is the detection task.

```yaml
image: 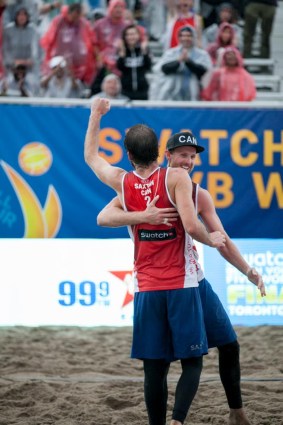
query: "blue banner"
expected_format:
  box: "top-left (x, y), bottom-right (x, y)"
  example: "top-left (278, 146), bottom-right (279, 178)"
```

top-left (203, 239), bottom-right (283, 325)
top-left (0, 103), bottom-right (282, 238)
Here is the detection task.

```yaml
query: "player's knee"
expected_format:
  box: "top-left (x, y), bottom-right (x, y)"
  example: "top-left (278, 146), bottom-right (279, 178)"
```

top-left (218, 340), bottom-right (240, 357)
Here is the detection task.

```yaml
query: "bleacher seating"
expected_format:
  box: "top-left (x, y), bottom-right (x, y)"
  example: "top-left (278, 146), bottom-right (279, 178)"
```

top-left (148, 38), bottom-right (283, 98)
top-left (255, 91), bottom-right (283, 101)
top-left (243, 58), bottom-right (275, 73)
top-left (253, 74), bottom-right (281, 92)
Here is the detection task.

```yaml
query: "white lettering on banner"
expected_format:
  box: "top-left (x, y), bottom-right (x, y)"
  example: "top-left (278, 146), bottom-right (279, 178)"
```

top-left (225, 263), bottom-right (283, 285)
top-left (179, 135), bottom-right (197, 145)
top-left (243, 251), bottom-right (283, 267)
top-left (229, 305), bottom-right (283, 316)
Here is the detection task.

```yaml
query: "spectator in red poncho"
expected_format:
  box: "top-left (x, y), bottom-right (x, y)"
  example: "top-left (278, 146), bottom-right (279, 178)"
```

top-left (206, 21), bottom-right (237, 66)
top-left (40, 3), bottom-right (96, 86)
top-left (90, 0), bottom-right (128, 95)
top-left (201, 46), bottom-right (256, 101)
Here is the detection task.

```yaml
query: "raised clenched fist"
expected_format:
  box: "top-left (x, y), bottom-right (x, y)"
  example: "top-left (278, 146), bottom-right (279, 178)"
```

top-left (91, 98), bottom-right (111, 116)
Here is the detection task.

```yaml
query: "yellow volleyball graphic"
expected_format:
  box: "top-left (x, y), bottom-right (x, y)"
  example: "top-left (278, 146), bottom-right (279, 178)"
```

top-left (19, 142), bottom-right (53, 176)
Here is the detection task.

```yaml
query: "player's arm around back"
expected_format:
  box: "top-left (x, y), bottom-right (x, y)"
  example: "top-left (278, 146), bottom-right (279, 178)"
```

top-left (198, 187), bottom-right (266, 296)
top-left (198, 186), bottom-right (254, 271)
top-left (97, 196), bottom-right (179, 227)
top-left (84, 98), bottom-right (125, 191)
top-left (169, 168), bottom-right (225, 248)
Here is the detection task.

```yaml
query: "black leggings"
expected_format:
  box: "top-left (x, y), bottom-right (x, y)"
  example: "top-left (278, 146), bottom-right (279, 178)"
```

top-left (218, 340), bottom-right (243, 409)
top-left (143, 356), bottom-right (203, 425)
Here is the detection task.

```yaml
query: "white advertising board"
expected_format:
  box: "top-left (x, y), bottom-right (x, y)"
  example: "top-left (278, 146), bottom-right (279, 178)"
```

top-left (0, 239), bottom-right (137, 326)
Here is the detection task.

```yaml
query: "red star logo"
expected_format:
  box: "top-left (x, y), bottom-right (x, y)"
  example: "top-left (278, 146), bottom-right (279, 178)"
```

top-left (109, 271), bottom-right (134, 308)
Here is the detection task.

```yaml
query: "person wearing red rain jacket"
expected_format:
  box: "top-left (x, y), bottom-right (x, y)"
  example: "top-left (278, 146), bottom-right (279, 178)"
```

top-left (40, 3), bottom-right (96, 86)
top-left (206, 22), bottom-right (237, 66)
top-left (201, 46), bottom-right (256, 101)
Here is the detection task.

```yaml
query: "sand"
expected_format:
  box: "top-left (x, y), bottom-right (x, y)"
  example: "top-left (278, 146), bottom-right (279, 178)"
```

top-left (0, 325), bottom-right (282, 425)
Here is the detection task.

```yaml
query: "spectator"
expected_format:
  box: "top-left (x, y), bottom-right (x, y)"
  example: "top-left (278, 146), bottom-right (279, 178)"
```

top-left (123, 8), bottom-right (148, 42)
top-left (36, 1), bottom-right (63, 36)
top-left (116, 24), bottom-right (151, 100)
top-left (91, 0), bottom-right (127, 94)
top-left (206, 22), bottom-right (237, 65)
top-left (40, 3), bottom-right (96, 86)
top-left (243, 0), bottom-right (277, 59)
top-left (163, 0), bottom-right (203, 49)
top-left (37, 1), bottom-right (91, 35)
top-left (149, 25), bottom-right (212, 101)
top-left (92, 73), bottom-right (129, 99)
top-left (3, 0), bottom-right (39, 25)
top-left (0, 63), bottom-right (39, 96)
top-left (199, 0), bottom-right (222, 28)
top-left (87, 7), bottom-right (106, 24)
top-left (142, 0), bottom-right (167, 42)
top-left (3, 6), bottom-right (41, 87)
top-left (203, 2), bottom-right (242, 51)
top-left (201, 46), bottom-right (256, 100)
top-left (40, 55), bottom-right (83, 97)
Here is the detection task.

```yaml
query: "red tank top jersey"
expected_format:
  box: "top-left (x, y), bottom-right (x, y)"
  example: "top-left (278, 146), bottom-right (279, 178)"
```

top-left (122, 167), bottom-right (199, 292)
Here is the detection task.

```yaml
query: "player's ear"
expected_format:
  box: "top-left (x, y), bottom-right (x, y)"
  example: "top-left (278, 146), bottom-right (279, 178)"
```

top-left (165, 150), bottom-right (171, 163)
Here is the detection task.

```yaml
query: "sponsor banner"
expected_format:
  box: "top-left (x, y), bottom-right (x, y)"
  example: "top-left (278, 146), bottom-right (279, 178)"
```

top-left (0, 104), bottom-right (282, 239)
top-left (203, 239), bottom-right (283, 325)
top-left (0, 239), bottom-right (135, 326)
top-left (0, 238), bottom-right (282, 327)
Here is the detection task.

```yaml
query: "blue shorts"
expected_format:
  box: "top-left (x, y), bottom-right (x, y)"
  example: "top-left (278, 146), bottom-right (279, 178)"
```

top-left (199, 278), bottom-right (237, 348)
top-left (131, 287), bottom-right (208, 362)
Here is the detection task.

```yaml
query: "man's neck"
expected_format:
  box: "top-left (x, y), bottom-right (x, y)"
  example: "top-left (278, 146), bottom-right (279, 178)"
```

top-left (134, 162), bottom-right (159, 178)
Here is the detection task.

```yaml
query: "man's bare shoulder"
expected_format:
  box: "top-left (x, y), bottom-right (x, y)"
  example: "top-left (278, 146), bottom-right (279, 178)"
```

top-left (198, 185), bottom-right (212, 201)
top-left (197, 184), bottom-right (217, 215)
top-left (168, 167), bottom-right (191, 181)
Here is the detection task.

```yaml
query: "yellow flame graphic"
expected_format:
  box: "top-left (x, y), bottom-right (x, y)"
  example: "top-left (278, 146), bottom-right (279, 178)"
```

top-left (1, 161), bottom-right (62, 238)
top-left (43, 186), bottom-right (62, 238)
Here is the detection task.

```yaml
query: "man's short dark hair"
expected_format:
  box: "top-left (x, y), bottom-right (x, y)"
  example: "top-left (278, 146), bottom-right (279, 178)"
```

top-left (178, 25), bottom-right (194, 37)
top-left (69, 3), bottom-right (82, 13)
top-left (124, 124), bottom-right (159, 166)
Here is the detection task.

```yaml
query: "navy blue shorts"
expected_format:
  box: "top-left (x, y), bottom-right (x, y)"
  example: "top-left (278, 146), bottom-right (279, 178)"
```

top-left (131, 287), bottom-right (208, 362)
top-left (198, 278), bottom-right (237, 348)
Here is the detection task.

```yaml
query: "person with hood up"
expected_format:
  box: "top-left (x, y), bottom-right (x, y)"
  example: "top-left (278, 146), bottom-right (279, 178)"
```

top-left (91, 0), bottom-right (127, 94)
top-left (149, 25), bottom-right (212, 101)
top-left (201, 46), bottom-right (256, 101)
top-left (206, 21), bottom-right (237, 66)
top-left (40, 3), bottom-right (96, 86)
top-left (2, 5), bottom-right (41, 88)
top-left (203, 2), bottom-right (243, 51)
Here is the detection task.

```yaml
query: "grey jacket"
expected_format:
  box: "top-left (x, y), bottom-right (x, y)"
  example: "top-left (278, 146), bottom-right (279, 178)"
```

top-left (149, 44), bottom-right (212, 101)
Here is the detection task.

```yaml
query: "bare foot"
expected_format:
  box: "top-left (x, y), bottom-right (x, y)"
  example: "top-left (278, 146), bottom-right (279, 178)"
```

top-left (170, 421), bottom-right (183, 425)
top-left (229, 408), bottom-right (252, 425)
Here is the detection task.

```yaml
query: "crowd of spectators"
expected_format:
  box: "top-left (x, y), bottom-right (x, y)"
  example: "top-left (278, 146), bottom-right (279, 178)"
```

top-left (0, 0), bottom-right (278, 102)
